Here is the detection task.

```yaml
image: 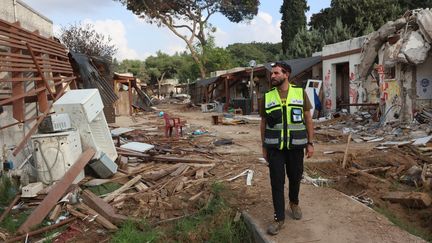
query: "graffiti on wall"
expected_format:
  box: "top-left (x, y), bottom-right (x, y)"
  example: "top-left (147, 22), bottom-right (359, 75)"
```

top-left (323, 69), bottom-right (332, 109)
top-left (381, 80), bottom-right (401, 121)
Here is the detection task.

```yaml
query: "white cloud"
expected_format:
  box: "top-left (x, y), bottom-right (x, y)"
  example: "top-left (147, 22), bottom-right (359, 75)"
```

top-left (83, 19), bottom-right (140, 61)
top-left (24, 0), bottom-right (114, 15)
top-left (214, 11), bottom-right (281, 47)
top-left (258, 12), bottom-right (273, 25)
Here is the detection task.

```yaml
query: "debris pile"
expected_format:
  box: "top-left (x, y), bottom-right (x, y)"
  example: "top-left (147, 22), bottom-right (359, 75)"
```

top-left (0, 111), bottom-right (232, 241)
top-left (309, 112), bottom-right (432, 234)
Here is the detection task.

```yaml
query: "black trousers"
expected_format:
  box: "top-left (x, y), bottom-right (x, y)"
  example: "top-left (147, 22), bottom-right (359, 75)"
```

top-left (268, 148), bottom-right (304, 221)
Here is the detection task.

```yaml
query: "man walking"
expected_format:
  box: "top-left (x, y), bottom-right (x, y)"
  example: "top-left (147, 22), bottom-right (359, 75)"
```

top-left (260, 61), bottom-right (314, 235)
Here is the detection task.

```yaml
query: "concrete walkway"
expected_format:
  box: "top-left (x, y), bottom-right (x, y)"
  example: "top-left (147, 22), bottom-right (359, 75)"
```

top-left (242, 185), bottom-right (426, 243)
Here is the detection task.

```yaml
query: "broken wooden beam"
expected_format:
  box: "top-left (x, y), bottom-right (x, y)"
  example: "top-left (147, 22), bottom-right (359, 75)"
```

top-left (81, 190), bottom-right (128, 225)
top-left (103, 175), bottom-right (142, 203)
top-left (18, 148), bottom-right (95, 234)
top-left (382, 191), bottom-right (432, 208)
top-left (357, 166), bottom-right (393, 174)
top-left (76, 203), bottom-right (118, 231)
top-left (48, 204), bottom-right (62, 222)
top-left (349, 168), bottom-right (391, 185)
top-left (342, 133), bottom-right (352, 169)
top-left (116, 148), bottom-right (214, 164)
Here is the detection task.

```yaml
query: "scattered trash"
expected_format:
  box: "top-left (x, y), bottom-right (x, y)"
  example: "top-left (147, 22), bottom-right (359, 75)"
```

top-left (412, 135), bottom-right (432, 146)
top-left (214, 138), bottom-right (234, 146)
top-left (192, 129), bottom-right (208, 135)
top-left (227, 169), bottom-right (254, 186)
top-left (302, 174), bottom-right (330, 187)
top-left (120, 142), bottom-right (155, 153)
top-left (350, 195), bottom-right (374, 207)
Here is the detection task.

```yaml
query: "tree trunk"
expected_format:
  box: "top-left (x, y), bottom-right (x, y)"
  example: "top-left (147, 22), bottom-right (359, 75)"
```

top-left (187, 43), bottom-right (207, 79)
top-left (157, 72), bottom-right (166, 98)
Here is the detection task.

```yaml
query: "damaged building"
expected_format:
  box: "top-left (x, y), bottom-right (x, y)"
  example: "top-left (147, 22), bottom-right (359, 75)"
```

top-left (318, 9), bottom-right (432, 124)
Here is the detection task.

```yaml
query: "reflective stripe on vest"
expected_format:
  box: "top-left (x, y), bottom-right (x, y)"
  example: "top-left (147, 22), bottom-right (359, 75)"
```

top-left (263, 84), bottom-right (307, 149)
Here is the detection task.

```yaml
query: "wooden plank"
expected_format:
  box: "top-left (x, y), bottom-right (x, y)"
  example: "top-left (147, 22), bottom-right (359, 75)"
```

top-left (0, 20), bottom-right (68, 52)
top-left (27, 43), bottom-right (55, 102)
top-left (17, 148), bottom-right (95, 233)
top-left (11, 45), bottom-right (24, 122)
top-left (349, 168), bottom-right (391, 185)
top-left (342, 133), bottom-right (352, 169)
top-left (66, 205), bottom-right (88, 220)
top-left (382, 192), bottom-right (432, 208)
top-left (76, 203), bottom-right (118, 231)
top-left (81, 190), bottom-right (128, 225)
top-left (0, 57), bottom-right (35, 63)
top-left (0, 87), bottom-right (46, 106)
top-left (48, 204), bottom-right (62, 221)
top-left (0, 76), bottom-right (66, 82)
top-left (104, 175), bottom-right (142, 203)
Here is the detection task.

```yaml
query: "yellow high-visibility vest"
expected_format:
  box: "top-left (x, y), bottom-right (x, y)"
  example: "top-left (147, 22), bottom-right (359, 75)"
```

top-left (263, 84), bottom-right (307, 150)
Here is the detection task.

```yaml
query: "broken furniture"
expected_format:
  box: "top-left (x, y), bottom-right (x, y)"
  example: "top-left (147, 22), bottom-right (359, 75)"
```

top-left (163, 113), bottom-right (184, 137)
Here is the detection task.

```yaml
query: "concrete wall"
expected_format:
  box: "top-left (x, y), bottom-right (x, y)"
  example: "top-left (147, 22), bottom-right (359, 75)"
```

top-left (0, 0), bottom-right (53, 165)
top-left (416, 54), bottom-right (432, 105)
top-left (322, 37), bottom-right (366, 114)
top-left (0, 0), bottom-right (53, 37)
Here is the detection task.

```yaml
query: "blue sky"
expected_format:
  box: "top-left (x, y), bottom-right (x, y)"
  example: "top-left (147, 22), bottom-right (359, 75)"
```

top-left (24, 0), bottom-right (330, 60)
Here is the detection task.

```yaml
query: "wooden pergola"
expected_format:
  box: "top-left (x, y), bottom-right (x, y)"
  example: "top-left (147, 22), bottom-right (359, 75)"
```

top-left (0, 19), bottom-right (76, 155)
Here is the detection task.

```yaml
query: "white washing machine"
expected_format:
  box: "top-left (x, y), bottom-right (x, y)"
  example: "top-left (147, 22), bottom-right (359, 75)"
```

top-left (31, 130), bottom-right (84, 185)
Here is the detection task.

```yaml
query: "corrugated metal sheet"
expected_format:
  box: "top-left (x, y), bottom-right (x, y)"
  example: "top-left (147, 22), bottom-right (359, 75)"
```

top-left (69, 52), bottom-right (118, 106)
top-left (264, 56), bottom-right (322, 77)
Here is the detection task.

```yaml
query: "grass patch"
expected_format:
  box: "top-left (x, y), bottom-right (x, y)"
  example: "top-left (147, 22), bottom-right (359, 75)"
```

top-left (166, 182), bottom-right (252, 243)
top-left (110, 183), bottom-right (252, 242)
top-left (0, 176), bottom-right (18, 206)
top-left (0, 210), bottom-right (30, 232)
top-left (374, 206), bottom-right (432, 242)
top-left (87, 182), bottom-right (122, 196)
top-left (111, 220), bottom-right (160, 243)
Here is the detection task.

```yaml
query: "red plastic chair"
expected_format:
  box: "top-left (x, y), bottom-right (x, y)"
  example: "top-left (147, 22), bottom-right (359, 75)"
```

top-left (163, 113), bottom-right (183, 137)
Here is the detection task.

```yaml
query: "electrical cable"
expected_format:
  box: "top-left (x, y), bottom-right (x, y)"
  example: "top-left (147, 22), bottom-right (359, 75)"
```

top-left (34, 137), bottom-right (62, 184)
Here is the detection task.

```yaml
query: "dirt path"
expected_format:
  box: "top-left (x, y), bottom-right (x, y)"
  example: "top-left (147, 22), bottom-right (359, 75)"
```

top-left (117, 105), bottom-right (425, 242)
top-left (120, 104), bottom-right (426, 242)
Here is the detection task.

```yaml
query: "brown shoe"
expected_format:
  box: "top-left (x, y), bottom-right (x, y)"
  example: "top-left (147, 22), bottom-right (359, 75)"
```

top-left (290, 202), bottom-right (302, 220)
top-left (267, 220), bottom-right (284, 235)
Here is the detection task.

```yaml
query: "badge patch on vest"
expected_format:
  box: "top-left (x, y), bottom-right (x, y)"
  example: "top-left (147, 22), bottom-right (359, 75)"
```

top-left (290, 99), bottom-right (303, 105)
top-left (266, 101), bottom-right (277, 108)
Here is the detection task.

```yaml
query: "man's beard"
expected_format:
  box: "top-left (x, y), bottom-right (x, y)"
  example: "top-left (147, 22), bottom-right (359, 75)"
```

top-left (271, 78), bottom-right (284, 87)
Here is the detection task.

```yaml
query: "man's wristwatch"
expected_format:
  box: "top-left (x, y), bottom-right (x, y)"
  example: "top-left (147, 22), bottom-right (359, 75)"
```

top-left (307, 142), bottom-right (314, 146)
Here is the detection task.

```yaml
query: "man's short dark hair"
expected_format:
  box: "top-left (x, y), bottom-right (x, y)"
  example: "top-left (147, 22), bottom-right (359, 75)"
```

top-left (271, 61), bottom-right (292, 74)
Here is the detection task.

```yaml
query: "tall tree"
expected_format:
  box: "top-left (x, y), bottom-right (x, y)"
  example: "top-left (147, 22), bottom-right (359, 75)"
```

top-left (288, 28), bottom-right (325, 58)
top-left (310, 0), bottom-right (410, 37)
top-left (324, 18), bottom-right (352, 45)
top-left (115, 59), bottom-right (148, 81)
top-left (280, 0), bottom-right (309, 54)
top-left (145, 51), bottom-right (181, 97)
top-left (116, 0), bottom-right (259, 79)
top-left (58, 22), bottom-right (117, 59)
